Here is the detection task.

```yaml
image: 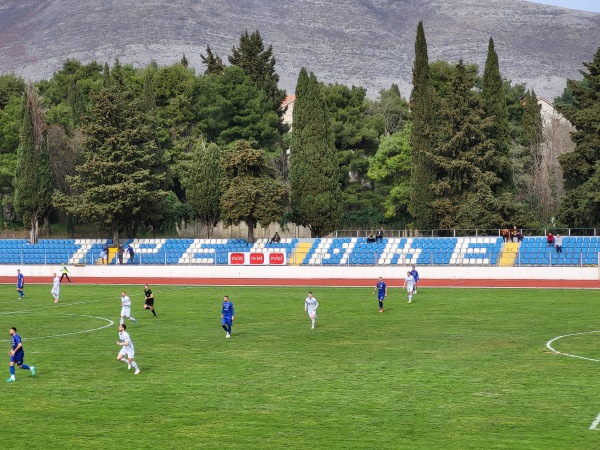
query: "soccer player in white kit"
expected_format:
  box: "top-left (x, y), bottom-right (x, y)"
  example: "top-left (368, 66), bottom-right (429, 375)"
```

top-left (51, 272), bottom-right (60, 303)
top-left (403, 271), bottom-right (415, 303)
top-left (120, 291), bottom-right (137, 325)
top-left (305, 292), bottom-right (319, 329)
top-left (116, 323), bottom-right (140, 375)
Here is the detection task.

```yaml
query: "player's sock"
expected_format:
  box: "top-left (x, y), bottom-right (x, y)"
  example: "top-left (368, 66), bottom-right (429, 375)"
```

top-left (131, 361), bottom-right (139, 371)
top-left (21, 364), bottom-right (30, 370)
top-left (10, 366), bottom-right (15, 376)
top-left (222, 325), bottom-right (228, 332)
top-left (120, 319), bottom-right (124, 324)
top-left (311, 319), bottom-right (315, 328)
top-left (227, 324), bottom-right (232, 334)
top-left (379, 301), bottom-right (383, 309)
top-left (120, 358), bottom-right (128, 364)
top-left (151, 309), bottom-right (156, 317)
top-left (130, 317), bottom-right (137, 323)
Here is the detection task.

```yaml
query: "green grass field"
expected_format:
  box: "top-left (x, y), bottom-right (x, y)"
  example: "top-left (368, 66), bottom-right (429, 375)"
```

top-left (1, 283), bottom-right (600, 449)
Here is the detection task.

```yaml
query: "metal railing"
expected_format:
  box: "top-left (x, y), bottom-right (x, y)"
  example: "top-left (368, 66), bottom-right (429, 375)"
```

top-left (3, 249), bottom-right (599, 268)
top-left (333, 228), bottom-right (600, 238)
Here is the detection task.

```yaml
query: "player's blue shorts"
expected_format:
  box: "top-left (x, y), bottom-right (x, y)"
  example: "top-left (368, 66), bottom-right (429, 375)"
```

top-left (378, 294), bottom-right (385, 301)
top-left (10, 351), bottom-right (24, 365)
top-left (222, 317), bottom-right (232, 326)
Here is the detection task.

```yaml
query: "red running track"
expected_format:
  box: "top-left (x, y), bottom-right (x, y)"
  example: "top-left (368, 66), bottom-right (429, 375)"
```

top-left (1, 277), bottom-right (599, 288)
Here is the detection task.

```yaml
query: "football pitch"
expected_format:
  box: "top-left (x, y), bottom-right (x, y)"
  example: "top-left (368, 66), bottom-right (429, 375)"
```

top-left (1, 283), bottom-right (600, 449)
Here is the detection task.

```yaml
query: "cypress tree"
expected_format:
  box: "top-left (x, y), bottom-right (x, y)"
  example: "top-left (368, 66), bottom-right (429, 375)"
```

top-left (481, 37), bottom-right (511, 189)
top-left (14, 84), bottom-right (52, 244)
top-left (408, 21), bottom-right (438, 230)
top-left (289, 68), bottom-right (342, 237)
top-left (181, 141), bottom-right (223, 238)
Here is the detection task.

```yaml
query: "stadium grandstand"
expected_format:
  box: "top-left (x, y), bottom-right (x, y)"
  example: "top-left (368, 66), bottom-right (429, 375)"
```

top-left (0, 235), bottom-right (598, 267)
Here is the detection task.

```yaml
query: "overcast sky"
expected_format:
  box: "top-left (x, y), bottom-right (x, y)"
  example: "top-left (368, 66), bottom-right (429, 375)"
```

top-left (527, 0), bottom-right (600, 12)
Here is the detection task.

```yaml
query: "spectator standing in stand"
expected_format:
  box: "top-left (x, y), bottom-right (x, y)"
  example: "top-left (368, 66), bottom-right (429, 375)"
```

top-left (555, 234), bottom-right (563, 253)
top-left (511, 226), bottom-right (519, 242)
top-left (127, 245), bottom-right (135, 264)
top-left (376, 228), bottom-right (384, 243)
top-left (100, 246), bottom-right (108, 265)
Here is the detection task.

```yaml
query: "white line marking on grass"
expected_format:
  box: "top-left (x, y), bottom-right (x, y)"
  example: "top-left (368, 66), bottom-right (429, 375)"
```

top-left (590, 413), bottom-right (600, 430)
top-left (0, 286), bottom-right (197, 314)
top-left (0, 314), bottom-right (114, 342)
top-left (546, 330), bottom-right (600, 363)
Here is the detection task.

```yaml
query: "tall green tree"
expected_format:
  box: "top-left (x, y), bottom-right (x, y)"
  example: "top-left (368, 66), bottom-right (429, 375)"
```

top-left (229, 30), bottom-right (287, 130)
top-left (366, 84), bottom-right (409, 136)
top-left (181, 141), bottom-right (223, 237)
top-left (368, 122), bottom-right (412, 221)
top-left (201, 45), bottom-right (225, 74)
top-left (481, 37), bottom-right (511, 189)
top-left (196, 66), bottom-right (280, 149)
top-left (429, 61), bottom-right (504, 229)
top-left (0, 75), bottom-right (25, 221)
top-left (556, 46), bottom-right (600, 227)
top-left (53, 68), bottom-right (169, 242)
top-left (220, 140), bottom-right (288, 242)
top-left (14, 84), bottom-right (52, 244)
top-left (289, 69), bottom-right (342, 237)
top-left (409, 21), bottom-right (438, 230)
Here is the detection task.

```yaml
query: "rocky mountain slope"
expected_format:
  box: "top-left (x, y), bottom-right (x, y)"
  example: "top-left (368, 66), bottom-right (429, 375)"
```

top-left (0, 0), bottom-right (598, 99)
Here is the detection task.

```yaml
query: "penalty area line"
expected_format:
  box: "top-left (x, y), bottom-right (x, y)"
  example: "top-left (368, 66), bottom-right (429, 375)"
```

top-left (545, 330), bottom-right (600, 363)
top-left (590, 413), bottom-right (600, 430)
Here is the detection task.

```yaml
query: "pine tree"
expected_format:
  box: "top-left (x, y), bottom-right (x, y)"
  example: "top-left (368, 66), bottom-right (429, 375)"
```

top-left (556, 46), bottom-right (600, 227)
top-left (229, 30), bottom-right (287, 129)
top-left (141, 71), bottom-right (157, 112)
top-left (289, 68), bottom-right (342, 237)
top-left (200, 45), bottom-right (225, 74)
top-left (14, 84), bottom-right (52, 244)
top-left (429, 61), bottom-right (503, 229)
top-left (481, 37), bottom-right (511, 190)
top-left (53, 67), bottom-right (169, 242)
top-left (408, 21), bottom-right (438, 230)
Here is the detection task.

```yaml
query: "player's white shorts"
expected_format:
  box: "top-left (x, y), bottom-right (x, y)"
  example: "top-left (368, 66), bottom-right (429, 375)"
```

top-left (406, 285), bottom-right (414, 293)
top-left (119, 347), bottom-right (135, 358)
top-left (307, 308), bottom-right (317, 318)
top-left (121, 306), bottom-right (131, 317)
top-left (51, 288), bottom-right (59, 299)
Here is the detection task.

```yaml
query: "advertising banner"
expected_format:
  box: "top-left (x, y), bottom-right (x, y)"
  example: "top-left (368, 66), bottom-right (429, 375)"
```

top-left (228, 252), bottom-right (287, 265)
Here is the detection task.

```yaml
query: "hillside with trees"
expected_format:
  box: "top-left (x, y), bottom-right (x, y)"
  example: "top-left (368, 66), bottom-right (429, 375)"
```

top-left (0, 26), bottom-right (596, 240)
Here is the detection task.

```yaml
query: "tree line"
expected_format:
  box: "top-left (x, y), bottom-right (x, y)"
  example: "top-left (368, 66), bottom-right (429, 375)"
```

top-left (0, 24), bottom-right (598, 243)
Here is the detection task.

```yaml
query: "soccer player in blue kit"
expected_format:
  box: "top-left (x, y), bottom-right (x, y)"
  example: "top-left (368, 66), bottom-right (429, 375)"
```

top-left (372, 276), bottom-right (388, 313)
top-left (7, 327), bottom-right (35, 382)
top-left (410, 265), bottom-right (420, 294)
top-left (221, 295), bottom-right (234, 338)
top-left (16, 269), bottom-right (24, 299)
